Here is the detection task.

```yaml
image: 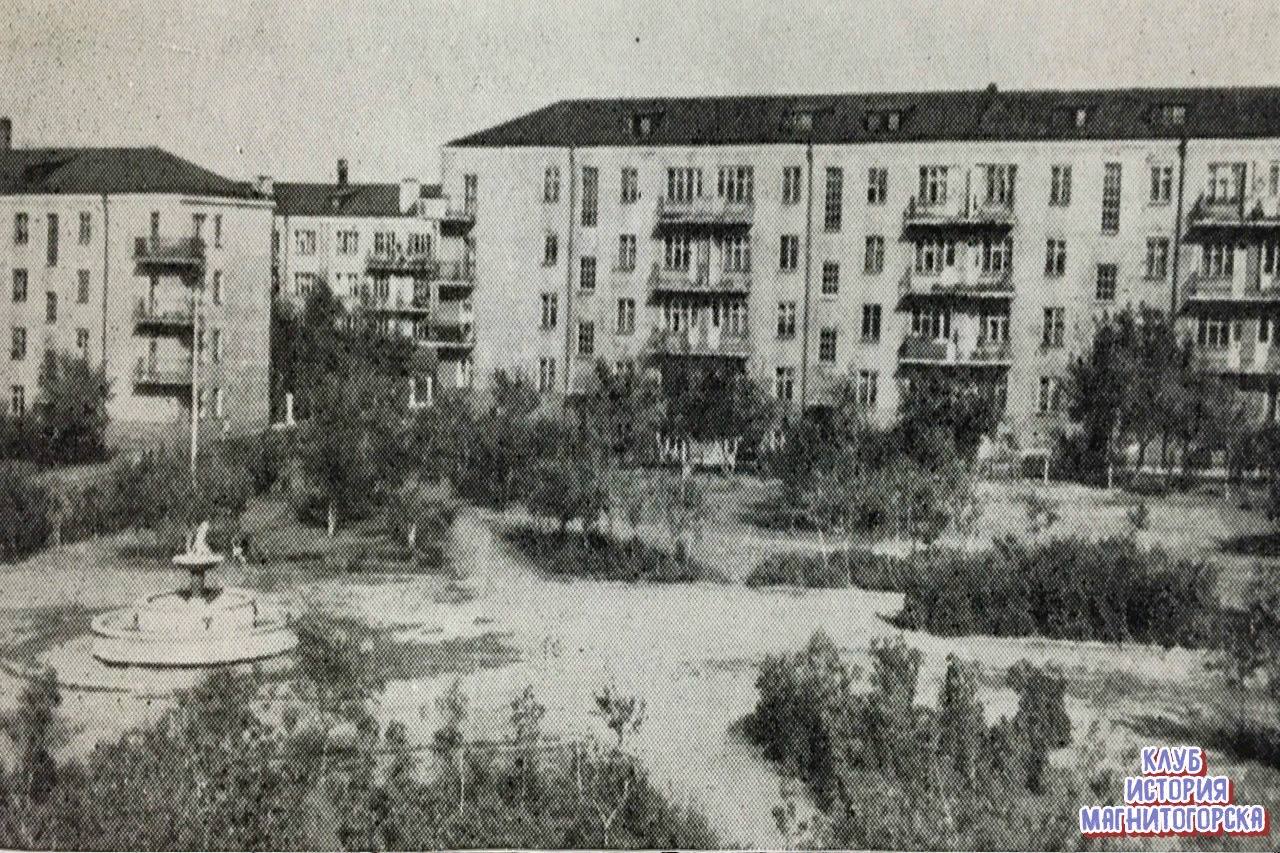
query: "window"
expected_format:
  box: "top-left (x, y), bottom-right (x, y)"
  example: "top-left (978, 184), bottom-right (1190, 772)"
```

top-left (12, 270), bottom-right (26, 302)
top-left (779, 235), bottom-right (800, 271)
top-left (407, 233), bottom-right (430, 255)
top-left (785, 110), bottom-right (814, 133)
top-left (337, 230), bottom-right (359, 255)
top-left (10, 328), bottom-right (25, 361)
top-left (577, 320), bottom-right (595, 357)
top-left (911, 306), bottom-right (952, 339)
top-left (865, 111), bottom-right (901, 132)
top-left (196, 388), bottom-right (206, 419)
top-left (777, 302), bottom-right (797, 338)
top-left (867, 168), bottom-right (888, 205)
top-left (980, 236), bottom-right (1013, 274)
top-left (818, 328), bottom-right (838, 363)
top-left (581, 166), bottom-right (598, 227)
top-left (667, 168), bottom-right (702, 202)
top-left (722, 299), bottom-right (748, 335)
top-left (1261, 318), bottom-right (1272, 345)
top-left (77, 270), bottom-right (90, 303)
top-left (373, 231), bottom-right (396, 254)
top-left (540, 293), bottom-right (558, 329)
top-left (1045, 239), bottom-right (1067, 277)
top-left (294, 230), bottom-right (316, 255)
top-left (1265, 242), bottom-right (1280, 277)
top-left (861, 304), bottom-right (882, 342)
top-left (821, 261), bottom-right (840, 295)
top-left (919, 166), bottom-right (948, 205)
top-left (914, 239), bottom-right (956, 274)
top-left (1202, 242), bottom-right (1234, 278)
top-left (621, 168), bottom-right (639, 204)
top-left (293, 272), bottom-right (319, 297)
top-left (775, 367), bottom-right (795, 402)
top-left (723, 234), bottom-right (751, 272)
top-left (46, 214), bottom-right (58, 267)
top-left (1150, 166), bottom-right (1173, 204)
top-left (631, 111), bottom-right (661, 137)
top-left (1095, 264), bottom-right (1118, 301)
top-left (718, 166), bottom-right (754, 203)
top-left (616, 298), bottom-right (635, 334)
top-left (662, 299), bottom-right (696, 333)
top-left (212, 387), bottom-right (224, 418)
top-left (1197, 317), bottom-right (1232, 349)
top-left (618, 234), bottom-right (637, 271)
top-left (1042, 307), bottom-right (1065, 348)
top-left (857, 370), bottom-right (878, 409)
top-left (1050, 165), bottom-right (1072, 206)
top-left (982, 308), bottom-right (1010, 342)
top-left (823, 167), bottom-right (843, 231)
top-left (580, 256), bottom-right (597, 290)
top-left (1208, 163), bottom-right (1247, 202)
top-left (782, 166), bottom-right (802, 205)
top-left (544, 166), bottom-right (561, 203)
top-left (1155, 104), bottom-right (1187, 127)
top-left (45, 291), bottom-right (56, 324)
top-left (213, 215), bottom-right (222, 248)
top-left (1146, 238), bottom-right (1170, 279)
top-left (75, 328), bottom-right (89, 355)
top-left (1101, 163), bottom-right (1122, 234)
top-left (1038, 377), bottom-right (1063, 413)
top-left (11, 386), bottom-right (24, 418)
top-left (864, 235), bottom-right (885, 274)
top-left (463, 174), bottom-right (478, 215)
top-left (208, 270), bottom-right (222, 305)
top-left (371, 276), bottom-right (390, 302)
top-left (211, 329), bottom-right (222, 363)
top-left (192, 213), bottom-right (205, 239)
top-left (13, 213), bottom-right (28, 245)
top-left (664, 234), bottom-right (692, 271)
top-left (539, 358), bottom-right (557, 392)
top-left (78, 212), bottom-right (91, 245)
top-left (543, 233), bottom-right (558, 267)
top-left (984, 164), bottom-right (1017, 206)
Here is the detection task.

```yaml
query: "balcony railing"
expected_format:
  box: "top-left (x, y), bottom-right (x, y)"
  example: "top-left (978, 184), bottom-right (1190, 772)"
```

top-left (134, 236), bottom-right (205, 268)
top-left (902, 196), bottom-right (1016, 231)
top-left (1186, 193), bottom-right (1280, 237)
top-left (365, 295), bottom-right (432, 315)
top-left (898, 336), bottom-right (1012, 367)
top-left (1182, 271), bottom-right (1280, 305)
top-left (134, 357), bottom-right (192, 387)
top-left (898, 266), bottom-right (1014, 299)
top-left (417, 322), bottom-right (476, 347)
top-left (1192, 345), bottom-right (1280, 375)
top-left (440, 206), bottom-right (476, 229)
top-left (133, 298), bottom-right (194, 329)
top-left (655, 197), bottom-right (754, 228)
top-left (366, 249), bottom-right (435, 275)
top-left (433, 258), bottom-right (476, 285)
top-left (648, 263), bottom-right (751, 296)
top-left (647, 327), bottom-right (751, 359)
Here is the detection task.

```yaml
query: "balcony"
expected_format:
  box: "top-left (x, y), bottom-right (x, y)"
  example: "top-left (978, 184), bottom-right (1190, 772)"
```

top-left (902, 196), bottom-right (1015, 233)
top-left (1194, 345), bottom-right (1280, 375)
top-left (366, 249), bottom-right (435, 276)
top-left (440, 206), bottom-right (476, 232)
top-left (648, 263), bottom-right (751, 296)
top-left (417, 322), bottom-right (476, 350)
top-left (898, 266), bottom-right (1014, 301)
top-left (134, 357), bottom-right (192, 388)
top-left (366, 295), bottom-right (431, 316)
top-left (655, 197), bottom-right (754, 229)
top-left (1181, 272), bottom-right (1280, 308)
top-left (897, 336), bottom-right (1013, 368)
top-left (433, 258), bottom-right (476, 289)
top-left (1185, 193), bottom-right (1280, 239)
top-left (134, 236), bottom-right (205, 270)
top-left (133, 298), bottom-right (193, 331)
top-left (647, 326), bottom-right (751, 359)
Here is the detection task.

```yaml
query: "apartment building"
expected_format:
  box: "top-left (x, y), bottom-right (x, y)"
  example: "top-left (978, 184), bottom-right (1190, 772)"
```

top-left (0, 118), bottom-right (274, 447)
top-left (440, 86), bottom-right (1280, 447)
top-left (272, 160), bottom-right (476, 395)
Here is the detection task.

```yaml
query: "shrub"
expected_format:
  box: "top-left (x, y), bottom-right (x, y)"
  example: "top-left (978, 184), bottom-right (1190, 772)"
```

top-left (500, 525), bottom-right (720, 583)
top-left (745, 549), bottom-right (913, 590)
top-left (0, 463), bottom-right (53, 562)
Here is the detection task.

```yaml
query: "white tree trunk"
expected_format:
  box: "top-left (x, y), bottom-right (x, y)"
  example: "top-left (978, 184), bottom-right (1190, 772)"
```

top-left (327, 501), bottom-right (337, 538)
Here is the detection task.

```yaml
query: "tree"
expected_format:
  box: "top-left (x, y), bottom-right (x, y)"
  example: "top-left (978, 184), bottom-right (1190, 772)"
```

top-left (523, 442), bottom-right (607, 537)
top-left (34, 351), bottom-right (112, 464)
top-left (571, 361), bottom-right (666, 464)
top-left (661, 359), bottom-right (773, 445)
top-left (897, 373), bottom-right (1004, 462)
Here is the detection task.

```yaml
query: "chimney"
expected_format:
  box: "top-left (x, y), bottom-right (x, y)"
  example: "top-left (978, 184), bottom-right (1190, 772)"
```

top-left (0, 118), bottom-right (11, 152)
top-left (399, 177), bottom-right (420, 214)
top-left (337, 158), bottom-right (349, 187)
top-left (254, 175), bottom-right (274, 197)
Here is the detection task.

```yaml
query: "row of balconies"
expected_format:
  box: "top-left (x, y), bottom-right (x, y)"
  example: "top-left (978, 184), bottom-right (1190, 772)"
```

top-left (365, 252), bottom-right (477, 283)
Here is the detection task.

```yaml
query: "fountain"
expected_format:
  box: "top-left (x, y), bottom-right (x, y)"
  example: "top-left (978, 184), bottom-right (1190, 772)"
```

top-left (90, 522), bottom-right (298, 667)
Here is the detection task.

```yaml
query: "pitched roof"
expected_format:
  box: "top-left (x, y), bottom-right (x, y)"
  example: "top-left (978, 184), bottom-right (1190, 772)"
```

top-left (448, 86), bottom-right (1280, 148)
top-left (0, 147), bottom-right (256, 197)
top-left (273, 181), bottom-right (441, 217)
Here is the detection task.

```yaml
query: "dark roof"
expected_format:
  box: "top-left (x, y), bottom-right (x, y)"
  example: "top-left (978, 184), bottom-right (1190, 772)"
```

top-left (0, 147), bottom-right (256, 197)
top-left (273, 181), bottom-right (440, 217)
top-left (448, 86), bottom-right (1280, 148)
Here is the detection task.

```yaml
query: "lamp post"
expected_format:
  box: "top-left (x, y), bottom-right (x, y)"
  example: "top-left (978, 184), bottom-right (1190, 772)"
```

top-left (189, 271), bottom-right (203, 478)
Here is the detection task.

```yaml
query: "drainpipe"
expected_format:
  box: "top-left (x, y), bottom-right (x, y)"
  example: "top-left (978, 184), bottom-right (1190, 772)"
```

top-left (99, 195), bottom-right (109, 370)
top-left (562, 147), bottom-right (577, 396)
top-left (1171, 135), bottom-right (1188, 316)
top-left (799, 141), bottom-right (815, 409)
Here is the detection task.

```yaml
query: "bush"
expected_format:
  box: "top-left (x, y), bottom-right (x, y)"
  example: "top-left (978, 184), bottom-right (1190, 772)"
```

top-left (894, 537), bottom-right (1220, 647)
top-left (501, 525), bottom-right (721, 583)
top-left (745, 549), bottom-right (913, 591)
top-left (0, 463), bottom-right (53, 562)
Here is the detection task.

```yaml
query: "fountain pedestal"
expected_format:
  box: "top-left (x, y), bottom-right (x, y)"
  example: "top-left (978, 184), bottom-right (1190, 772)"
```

top-left (90, 543), bottom-right (297, 668)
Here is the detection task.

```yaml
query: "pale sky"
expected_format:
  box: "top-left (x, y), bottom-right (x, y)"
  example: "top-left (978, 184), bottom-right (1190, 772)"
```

top-left (2, 0), bottom-right (1278, 184)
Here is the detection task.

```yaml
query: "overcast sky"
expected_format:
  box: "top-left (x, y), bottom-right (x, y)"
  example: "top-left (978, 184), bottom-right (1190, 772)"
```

top-left (3, 0), bottom-right (1278, 184)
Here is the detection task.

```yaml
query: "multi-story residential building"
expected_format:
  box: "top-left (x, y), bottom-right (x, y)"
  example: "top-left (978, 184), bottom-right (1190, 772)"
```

top-left (271, 160), bottom-right (476, 396)
top-left (0, 118), bottom-right (274, 447)
top-left (440, 86), bottom-right (1280, 447)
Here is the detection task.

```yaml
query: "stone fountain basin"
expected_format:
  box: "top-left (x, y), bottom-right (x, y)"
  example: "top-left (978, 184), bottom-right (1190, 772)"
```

top-left (91, 587), bottom-right (298, 668)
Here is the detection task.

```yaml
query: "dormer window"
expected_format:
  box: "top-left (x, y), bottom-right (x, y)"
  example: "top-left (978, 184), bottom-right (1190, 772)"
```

top-left (1074, 107), bottom-right (1090, 128)
top-left (785, 110), bottom-right (814, 133)
top-left (631, 112), bottom-right (662, 138)
top-left (864, 110), bottom-right (902, 132)
top-left (1155, 103), bottom-right (1188, 127)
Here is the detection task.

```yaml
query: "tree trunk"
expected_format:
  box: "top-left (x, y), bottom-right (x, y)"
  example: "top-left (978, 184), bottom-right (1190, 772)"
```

top-left (407, 521), bottom-right (417, 551)
top-left (327, 501), bottom-right (337, 538)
